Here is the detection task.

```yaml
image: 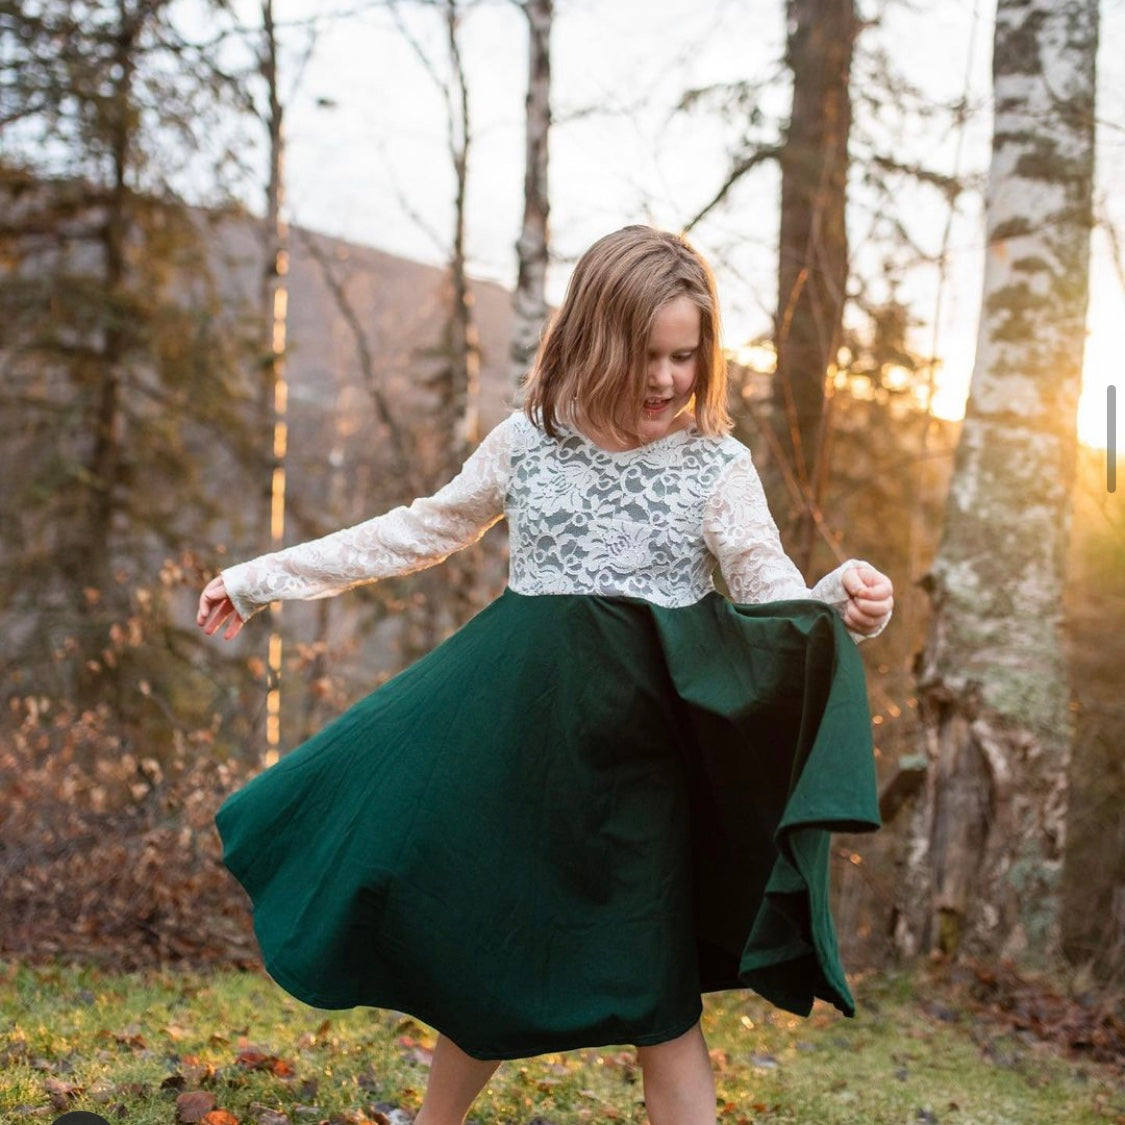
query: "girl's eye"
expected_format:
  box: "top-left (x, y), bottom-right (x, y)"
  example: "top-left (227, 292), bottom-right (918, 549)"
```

top-left (673, 352), bottom-right (696, 362)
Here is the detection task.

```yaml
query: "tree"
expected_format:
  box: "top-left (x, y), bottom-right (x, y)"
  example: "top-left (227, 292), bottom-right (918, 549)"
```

top-left (896, 0), bottom-right (1099, 964)
top-left (680, 2), bottom-right (972, 575)
top-left (0, 0), bottom-right (260, 724)
top-left (508, 0), bottom-right (551, 391)
top-left (256, 0), bottom-right (292, 760)
top-left (770, 0), bottom-right (856, 566)
top-left (389, 0), bottom-right (481, 476)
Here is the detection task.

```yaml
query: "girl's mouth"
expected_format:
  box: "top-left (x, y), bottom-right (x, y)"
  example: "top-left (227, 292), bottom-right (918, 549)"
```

top-left (643, 398), bottom-right (671, 414)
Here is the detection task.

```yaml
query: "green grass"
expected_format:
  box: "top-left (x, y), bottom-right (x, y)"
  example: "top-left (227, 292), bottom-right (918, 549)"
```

top-left (1, 960), bottom-right (1120, 1124)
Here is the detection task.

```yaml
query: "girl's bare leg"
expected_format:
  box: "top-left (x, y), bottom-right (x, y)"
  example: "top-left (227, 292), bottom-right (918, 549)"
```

top-left (635, 1020), bottom-right (717, 1125)
top-left (412, 1033), bottom-right (503, 1125)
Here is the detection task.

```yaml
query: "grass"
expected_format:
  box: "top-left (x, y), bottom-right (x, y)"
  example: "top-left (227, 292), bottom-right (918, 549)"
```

top-left (0, 959), bottom-right (1121, 1125)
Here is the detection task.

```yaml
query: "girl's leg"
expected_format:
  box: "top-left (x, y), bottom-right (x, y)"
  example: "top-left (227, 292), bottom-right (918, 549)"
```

top-left (413, 1033), bottom-right (503, 1125)
top-left (635, 1020), bottom-right (717, 1125)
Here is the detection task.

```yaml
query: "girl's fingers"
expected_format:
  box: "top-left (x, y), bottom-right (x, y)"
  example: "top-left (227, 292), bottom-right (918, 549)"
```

top-left (204, 602), bottom-right (232, 636)
top-left (198, 573), bottom-right (243, 638)
top-left (841, 564), bottom-right (893, 635)
top-left (845, 595), bottom-right (893, 631)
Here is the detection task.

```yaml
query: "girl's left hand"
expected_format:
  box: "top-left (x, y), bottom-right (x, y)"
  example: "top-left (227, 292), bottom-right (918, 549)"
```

top-left (842, 563), bottom-right (894, 636)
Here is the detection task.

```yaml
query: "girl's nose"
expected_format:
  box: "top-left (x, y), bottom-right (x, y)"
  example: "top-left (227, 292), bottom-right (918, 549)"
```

top-left (648, 358), bottom-right (673, 388)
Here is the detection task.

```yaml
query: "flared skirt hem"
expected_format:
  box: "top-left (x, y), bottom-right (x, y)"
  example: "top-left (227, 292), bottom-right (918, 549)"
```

top-left (216, 588), bottom-right (880, 1059)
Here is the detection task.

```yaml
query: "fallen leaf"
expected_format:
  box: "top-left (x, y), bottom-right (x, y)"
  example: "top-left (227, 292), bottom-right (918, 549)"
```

top-left (201, 1111), bottom-right (240, 1125)
top-left (114, 1025), bottom-right (147, 1049)
top-left (235, 1048), bottom-right (296, 1077)
top-left (177, 1090), bottom-right (217, 1123)
top-left (44, 1077), bottom-right (83, 1111)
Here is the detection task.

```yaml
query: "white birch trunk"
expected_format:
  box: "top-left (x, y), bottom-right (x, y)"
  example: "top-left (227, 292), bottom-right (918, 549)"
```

top-left (897, 0), bottom-right (1098, 964)
top-left (445, 0), bottom-right (480, 464)
top-left (509, 0), bottom-right (551, 391)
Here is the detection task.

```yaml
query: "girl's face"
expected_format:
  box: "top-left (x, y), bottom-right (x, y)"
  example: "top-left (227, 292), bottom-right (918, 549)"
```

top-left (638, 295), bottom-right (700, 444)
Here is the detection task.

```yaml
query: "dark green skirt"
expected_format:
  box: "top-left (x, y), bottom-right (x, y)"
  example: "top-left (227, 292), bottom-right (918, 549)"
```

top-left (215, 589), bottom-right (880, 1060)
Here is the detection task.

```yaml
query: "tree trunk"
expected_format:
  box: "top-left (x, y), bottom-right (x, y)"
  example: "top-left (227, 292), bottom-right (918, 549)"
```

top-left (509, 0), bottom-right (551, 392)
top-left (69, 0), bottom-right (140, 705)
top-left (259, 0), bottom-right (290, 761)
top-left (83, 0), bottom-right (139, 601)
top-left (444, 0), bottom-right (480, 466)
top-left (772, 0), bottom-right (855, 569)
top-left (896, 0), bottom-right (1099, 965)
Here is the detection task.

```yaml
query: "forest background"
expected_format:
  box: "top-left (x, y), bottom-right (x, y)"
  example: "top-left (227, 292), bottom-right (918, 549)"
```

top-left (0, 0), bottom-right (1122, 1024)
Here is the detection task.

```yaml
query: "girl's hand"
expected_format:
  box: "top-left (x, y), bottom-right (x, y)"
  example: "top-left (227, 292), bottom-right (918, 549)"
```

top-left (842, 563), bottom-right (894, 636)
top-left (197, 575), bottom-right (245, 640)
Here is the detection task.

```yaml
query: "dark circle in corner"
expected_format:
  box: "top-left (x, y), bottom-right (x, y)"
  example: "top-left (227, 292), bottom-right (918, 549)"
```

top-left (51, 1113), bottom-right (112, 1125)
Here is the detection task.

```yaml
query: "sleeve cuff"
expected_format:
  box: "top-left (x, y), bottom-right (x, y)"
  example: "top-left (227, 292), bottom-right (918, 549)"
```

top-left (221, 563), bottom-right (264, 624)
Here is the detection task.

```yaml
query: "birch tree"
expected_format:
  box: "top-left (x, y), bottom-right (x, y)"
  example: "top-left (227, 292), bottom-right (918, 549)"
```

top-left (388, 0), bottom-right (481, 479)
top-left (441, 0), bottom-right (480, 461)
top-left (896, 0), bottom-right (1099, 963)
top-left (509, 0), bottom-right (551, 391)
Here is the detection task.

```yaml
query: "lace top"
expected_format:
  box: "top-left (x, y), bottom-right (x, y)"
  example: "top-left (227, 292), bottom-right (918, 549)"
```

top-left (222, 412), bottom-right (890, 641)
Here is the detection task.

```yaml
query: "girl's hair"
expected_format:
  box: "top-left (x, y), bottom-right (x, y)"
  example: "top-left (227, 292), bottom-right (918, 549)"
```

top-left (521, 225), bottom-right (731, 444)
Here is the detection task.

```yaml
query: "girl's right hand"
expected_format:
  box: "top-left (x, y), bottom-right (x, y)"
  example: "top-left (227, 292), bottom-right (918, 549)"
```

top-left (197, 575), bottom-right (245, 640)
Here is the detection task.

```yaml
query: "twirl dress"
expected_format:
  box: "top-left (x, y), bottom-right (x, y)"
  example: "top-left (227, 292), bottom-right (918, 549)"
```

top-left (216, 412), bottom-right (885, 1061)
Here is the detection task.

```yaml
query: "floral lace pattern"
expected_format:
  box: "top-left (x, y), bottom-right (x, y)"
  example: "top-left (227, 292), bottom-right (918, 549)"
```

top-left (222, 411), bottom-right (889, 640)
top-left (506, 417), bottom-right (738, 605)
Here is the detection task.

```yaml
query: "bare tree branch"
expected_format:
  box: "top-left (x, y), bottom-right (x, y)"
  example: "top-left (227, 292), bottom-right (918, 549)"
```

top-left (682, 144), bottom-right (781, 234)
top-left (293, 225), bottom-right (419, 494)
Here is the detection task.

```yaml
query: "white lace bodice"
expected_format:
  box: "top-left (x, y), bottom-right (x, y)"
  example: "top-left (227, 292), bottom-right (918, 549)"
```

top-left (221, 412), bottom-right (889, 640)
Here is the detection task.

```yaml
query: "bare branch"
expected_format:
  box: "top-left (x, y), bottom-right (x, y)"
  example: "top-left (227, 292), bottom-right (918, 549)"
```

top-left (386, 0), bottom-right (455, 129)
top-left (868, 153), bottom-right (966, 202)
top-left (682, 145), bottom-right (781, 233)
top-left (294, 226), bottom-right (423, 501)
top-left (375, 137), bottom-right (448, 256)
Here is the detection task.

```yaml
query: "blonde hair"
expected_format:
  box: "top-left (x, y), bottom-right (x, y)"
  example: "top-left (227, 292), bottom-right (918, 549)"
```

top-left (522, 225), bottom-right (731, 444)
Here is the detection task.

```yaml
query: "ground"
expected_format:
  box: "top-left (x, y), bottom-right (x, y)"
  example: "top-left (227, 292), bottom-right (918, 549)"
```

top-left (1, 959), bottom-right (1122, 1124)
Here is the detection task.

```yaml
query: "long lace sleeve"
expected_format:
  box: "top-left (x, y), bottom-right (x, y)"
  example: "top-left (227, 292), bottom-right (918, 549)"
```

top-left (703, 448), bottom-right (890, 642)
top-left (221, 414), bottom-right (515, 622)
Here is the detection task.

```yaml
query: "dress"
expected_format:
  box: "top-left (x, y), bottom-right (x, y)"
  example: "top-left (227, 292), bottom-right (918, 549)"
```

top-left (215, 412), bottom-right (886, 1061)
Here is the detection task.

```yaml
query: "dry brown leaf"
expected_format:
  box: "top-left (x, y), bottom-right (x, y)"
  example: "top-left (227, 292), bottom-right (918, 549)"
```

top-left (177, 1090), bottom-right (217, 1123)
top-left (44, 1076), bottom-right (83, 1111)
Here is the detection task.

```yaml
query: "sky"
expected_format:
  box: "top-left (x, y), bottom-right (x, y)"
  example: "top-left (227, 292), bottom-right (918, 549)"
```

top-left (224, 0), bottom-right (1125, 449)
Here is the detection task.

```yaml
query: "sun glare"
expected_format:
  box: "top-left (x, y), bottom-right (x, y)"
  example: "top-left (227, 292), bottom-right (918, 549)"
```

top-left (729, 256), bottom-right (1121, 453)
top-left (1077, 272), bottom-right (1121, 450)
top-left (917, 257), bottom-right (1122, 450)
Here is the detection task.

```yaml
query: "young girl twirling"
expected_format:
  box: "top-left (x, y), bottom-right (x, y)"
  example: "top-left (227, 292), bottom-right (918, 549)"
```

top-left (198, 225), bottom-right (894, 1125)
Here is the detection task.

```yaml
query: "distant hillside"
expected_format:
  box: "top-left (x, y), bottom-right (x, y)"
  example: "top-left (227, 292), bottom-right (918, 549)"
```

top-left (199, 209), bottom-right (518, 535)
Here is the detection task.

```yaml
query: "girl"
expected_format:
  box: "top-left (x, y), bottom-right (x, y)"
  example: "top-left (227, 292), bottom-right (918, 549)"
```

top-left (198, 225), bottom-right (894, 1125)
